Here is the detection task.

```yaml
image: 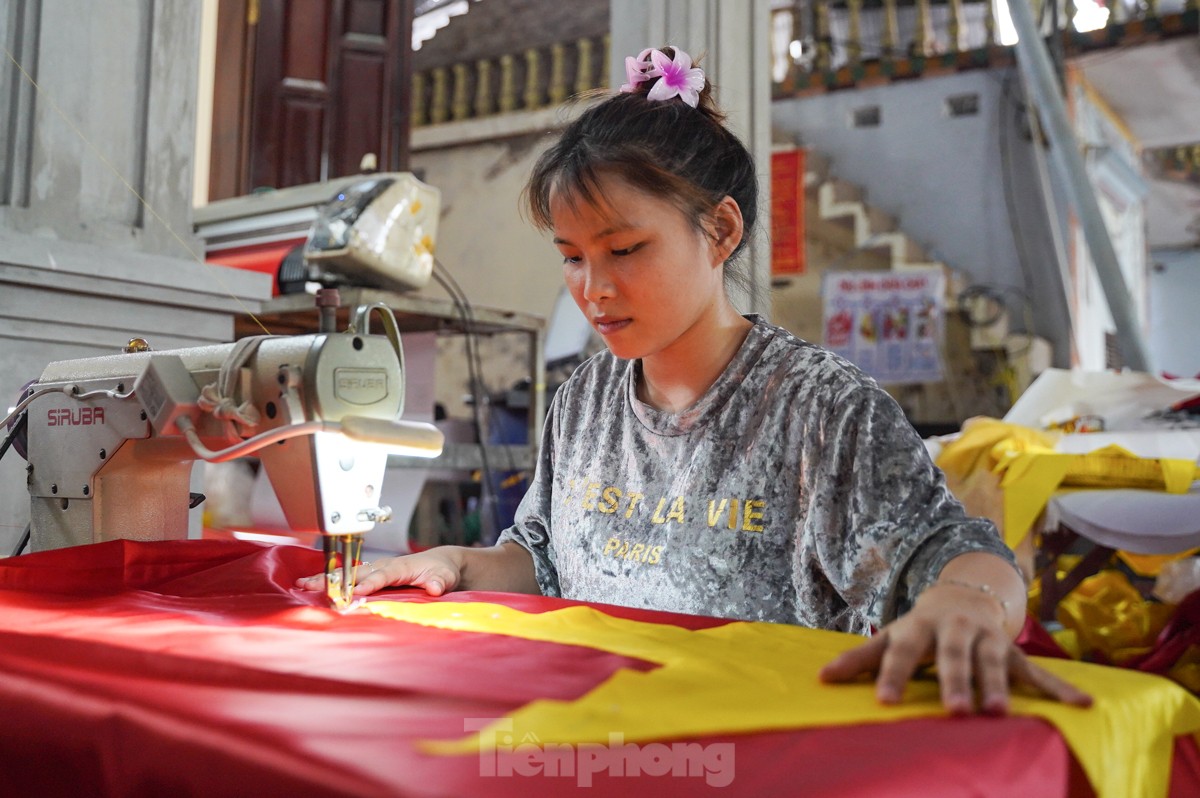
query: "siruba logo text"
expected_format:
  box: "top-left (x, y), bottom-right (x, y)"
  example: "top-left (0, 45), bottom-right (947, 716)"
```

top-left (47, 407), bottom-right (106, 426)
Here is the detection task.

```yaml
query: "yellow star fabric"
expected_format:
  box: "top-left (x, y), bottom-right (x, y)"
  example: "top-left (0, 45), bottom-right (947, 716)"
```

top-left (368, 601), bottom-right (1200, 798)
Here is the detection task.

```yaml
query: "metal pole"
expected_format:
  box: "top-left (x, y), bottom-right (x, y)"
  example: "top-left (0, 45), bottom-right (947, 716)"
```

top-left (1007, 0), bottom-right (1152, 372)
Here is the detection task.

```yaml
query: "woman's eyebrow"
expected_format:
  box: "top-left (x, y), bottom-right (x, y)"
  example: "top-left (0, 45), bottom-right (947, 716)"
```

top-left (553, 225), bottom-right (635, 246)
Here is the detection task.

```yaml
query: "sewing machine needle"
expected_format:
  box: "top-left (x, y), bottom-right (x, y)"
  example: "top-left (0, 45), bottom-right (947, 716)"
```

top-left (323, 533), bottom-right (365, 612)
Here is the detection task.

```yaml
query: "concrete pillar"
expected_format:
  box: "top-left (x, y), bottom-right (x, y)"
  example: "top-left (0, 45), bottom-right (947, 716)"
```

top-left (0, 0), bottom-right (270, 550)
top-left (609, 0), bottom-right (774, 317)
top-left (2, 0), bottom-right (204, 255)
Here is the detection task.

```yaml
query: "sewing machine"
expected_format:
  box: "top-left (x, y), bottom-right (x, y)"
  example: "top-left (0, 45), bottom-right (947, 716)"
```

top-left (18, 300), bottom-right (442, 608)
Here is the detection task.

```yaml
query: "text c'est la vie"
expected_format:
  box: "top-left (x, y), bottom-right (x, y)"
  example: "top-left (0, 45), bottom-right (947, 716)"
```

top-left (563, 480), bottom-right (766, 533)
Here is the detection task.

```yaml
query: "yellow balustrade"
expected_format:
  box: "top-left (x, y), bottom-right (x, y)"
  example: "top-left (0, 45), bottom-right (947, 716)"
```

top-left (815, 2), bottom-right (832, 71)
top-left (600, 34), bottom-right (611, 92)
top-left (549, 43), bottom-right (568, 105)
top-left (499, 54), bottom-right (517, 113)
top-left (524, 48), bottom-right (542, 111)
top-left (883, 0), bottom-right (900, 62)
top-left (915, 0), bottom-right (932, 56)
top-left (474, 59), bottom-right (493, 118)
top-left (412, 72), bottom-right (426, 127)
top-left (451, 63), bottom-right (470, 122)
top-left (430, 66), bottom-right (449, 125)
top-left (949, 0), bottom-right (966, 52)
top-left (848, 0), bottom-right (863, 65)
top-left (575, 37), bottom-right (595, 95)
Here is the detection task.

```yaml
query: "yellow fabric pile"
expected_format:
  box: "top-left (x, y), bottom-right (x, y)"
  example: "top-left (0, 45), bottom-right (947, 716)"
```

top-left (1028, 565), bottom-right (1200, 694)
top-left (1038, 568), bottom-right (1174, 664)
top-left (935, 418), bottom-right (1198, 550)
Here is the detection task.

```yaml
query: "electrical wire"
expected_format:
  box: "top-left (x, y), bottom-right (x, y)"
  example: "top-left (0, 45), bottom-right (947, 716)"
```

top-left (3, 409), bottom-right (31, 556)
top-left (0, 411), bottom-right (28, 463)
top-left (175, 414), bottom-right (440, 464)
top-left (174, 416), bottom-right (332, 462)
top-left (1019, 77), bottom-right (1079, 346)
top-left (3, 385), bottom-right (138, 431)
top-left (956, 281), bottom-right (1042, 406)
top-left (10, 524), bottom-right (30, 557)
top-left (431, 261), bottom-right (505, 539)
top-left (433, 259), bottom-right (523, 531)
top-left (1, 386), bottom-right (61, 429)
top-left (996, 28), bottom-right (1079, 358)
top-left (958, 282), bottom-right (1037, 350)
top-left (70, 387), bottom-right (137, 401)
top-left (435, 265), bottom-right (524, 477)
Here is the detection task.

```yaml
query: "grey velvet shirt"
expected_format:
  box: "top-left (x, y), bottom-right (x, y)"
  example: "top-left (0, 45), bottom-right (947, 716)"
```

top-left (498, 316), bottom-right (1015, 635)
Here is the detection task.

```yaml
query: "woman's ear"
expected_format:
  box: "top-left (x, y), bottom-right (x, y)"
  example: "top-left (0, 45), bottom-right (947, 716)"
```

top-left (708, 196), bottom-right (744, 265)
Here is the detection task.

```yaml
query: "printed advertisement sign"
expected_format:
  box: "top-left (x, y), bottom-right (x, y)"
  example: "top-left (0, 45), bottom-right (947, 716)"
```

top-left (821, 269), bottom-right (945, 384)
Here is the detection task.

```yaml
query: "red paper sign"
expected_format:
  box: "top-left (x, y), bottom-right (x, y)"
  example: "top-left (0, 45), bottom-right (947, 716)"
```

top-left (771, 149), bottom-right (806, 275)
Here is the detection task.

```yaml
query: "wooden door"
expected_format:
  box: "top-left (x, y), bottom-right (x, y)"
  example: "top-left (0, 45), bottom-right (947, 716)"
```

top-left (208, 0), bottom-right (257, 202)
top-left (326, 0), bottom-right (411, 179)
top-left (210, 0), bottom-right (413, 200)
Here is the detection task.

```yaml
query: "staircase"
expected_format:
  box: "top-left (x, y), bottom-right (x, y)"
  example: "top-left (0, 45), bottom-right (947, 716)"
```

top-left (814, 174), bottom-right (946, 274)
top-left (772, 148), bottom-right (959, 345)
top-left (772, 148), bottom-right (1015, 427)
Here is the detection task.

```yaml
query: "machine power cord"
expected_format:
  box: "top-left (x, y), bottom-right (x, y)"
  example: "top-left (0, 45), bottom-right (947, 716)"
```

top-left (0, 411), bottom-right (27, 463)
top-left (10, 524), bottom-right (30, 557)
top-left (2, 413), bottom-right (30, 555)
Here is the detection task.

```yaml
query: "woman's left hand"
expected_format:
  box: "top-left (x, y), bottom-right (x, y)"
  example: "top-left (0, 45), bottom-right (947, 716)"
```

top-left (818, 582), bottom-right (1092, 714)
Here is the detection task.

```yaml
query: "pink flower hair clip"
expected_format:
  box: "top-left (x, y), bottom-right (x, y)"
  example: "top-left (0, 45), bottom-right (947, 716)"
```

top-left (619, 47), bottom-right (705, 108)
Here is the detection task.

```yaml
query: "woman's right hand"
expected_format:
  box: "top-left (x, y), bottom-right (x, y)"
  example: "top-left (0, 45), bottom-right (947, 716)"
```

top-left (294, 548), bottom-right (464, 598)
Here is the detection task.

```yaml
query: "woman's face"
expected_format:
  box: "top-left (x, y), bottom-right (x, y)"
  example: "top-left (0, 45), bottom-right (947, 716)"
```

top-left (549, 174), bottom-right (730, 362)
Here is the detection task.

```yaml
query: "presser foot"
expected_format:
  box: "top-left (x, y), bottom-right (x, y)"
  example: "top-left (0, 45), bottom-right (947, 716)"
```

top-left (322, 533), bottom-right (366, 613)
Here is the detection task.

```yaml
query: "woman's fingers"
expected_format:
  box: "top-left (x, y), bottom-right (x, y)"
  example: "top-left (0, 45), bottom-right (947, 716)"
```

top-left (294, 573), bottom-right (325, 591)
top-left (1009, 650), bottom-right (1094, 708)
top-left (294, 553), bottom-right (462, 599)
top-left (290, 557), bottom-right (391, 594)
top-left (820, 611), bottom-right (1091, 714)
top-left (818, 632), bottom-right (888, 683)
top-left (350, 562), bottom-right (397, 595)
top-left (820, 625), bottom-right (937, 706)
top-left (932, 615), bottom-right (977, 714)
top-left (353, 557), bottom-right (454, 596)
top-left (974, 632), bottom-right (1013, 715)
top-left (873, 623), bottom-right (933, 705)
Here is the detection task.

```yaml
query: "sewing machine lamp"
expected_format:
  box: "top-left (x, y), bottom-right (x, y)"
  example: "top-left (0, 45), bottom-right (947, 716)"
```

top-left (304, 173), bottom-right (440, 292)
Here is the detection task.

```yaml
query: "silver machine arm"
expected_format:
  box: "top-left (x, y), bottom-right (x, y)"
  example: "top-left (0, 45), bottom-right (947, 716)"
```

top-left (19, 302), bottom-right (442, 609)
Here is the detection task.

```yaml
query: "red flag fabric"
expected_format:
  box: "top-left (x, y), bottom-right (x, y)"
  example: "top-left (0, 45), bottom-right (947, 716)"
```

top-left (0, 539), bottom-right (1195, 797)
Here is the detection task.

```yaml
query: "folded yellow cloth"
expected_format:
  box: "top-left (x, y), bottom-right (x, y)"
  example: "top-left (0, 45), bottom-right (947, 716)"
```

top-left (935, 417), bottom-right (1058, 479)
top-left (996, 444), bottom-right (1197, 549)
top-left (934, 419), bottom-right (1197, 549)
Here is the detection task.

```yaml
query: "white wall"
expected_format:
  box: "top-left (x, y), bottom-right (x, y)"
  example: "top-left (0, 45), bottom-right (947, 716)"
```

top-left (0, 1), bottom-right (270, 552)
top-left (1, 0), bottom-right (203, 256)
top-left (412, 132), bottom-right (564, 320)
top-left (1149, 248), bottom-right (1200, 377)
